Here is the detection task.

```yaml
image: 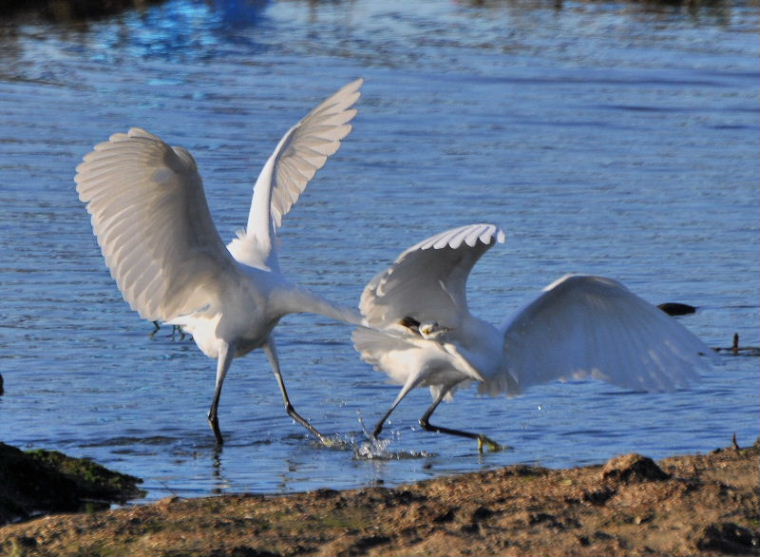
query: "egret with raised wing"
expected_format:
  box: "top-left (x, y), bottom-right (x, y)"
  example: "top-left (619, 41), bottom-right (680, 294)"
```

top-left (354, 223), bottom-right (711, 452)
top-left (77, 78), bottom-right (364, 446)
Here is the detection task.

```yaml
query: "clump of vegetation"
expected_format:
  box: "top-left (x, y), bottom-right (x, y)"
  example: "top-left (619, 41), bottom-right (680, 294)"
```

top-left (0, 443), bottom-right (145, 525)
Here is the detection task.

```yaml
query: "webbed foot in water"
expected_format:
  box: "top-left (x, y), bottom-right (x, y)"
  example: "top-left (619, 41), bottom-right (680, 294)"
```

top-left (477, 435), bottom-right (510, 453)
top-left (314, 434), bottom-right (353, 450)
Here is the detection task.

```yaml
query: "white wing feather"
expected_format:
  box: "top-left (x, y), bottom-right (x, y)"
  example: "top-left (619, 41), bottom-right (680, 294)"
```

top-left (497, 274), bottom-right (710, 394)
top-left (360, 223), bottom-right (506, 329)
top-left (273, 78), bottom-right (362, 229)
top-left (352, 326), bottom-right (421, 384)
top-left (229, 79), bottom-right (363, 269)
top-left (76, 127), bottom-right (243, 322)
top-left (245, 78), bottom-right (363, 239)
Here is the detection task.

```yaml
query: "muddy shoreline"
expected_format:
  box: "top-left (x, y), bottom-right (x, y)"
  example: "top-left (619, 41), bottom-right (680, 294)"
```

top-left (1, 440), bottom-right (758, 556)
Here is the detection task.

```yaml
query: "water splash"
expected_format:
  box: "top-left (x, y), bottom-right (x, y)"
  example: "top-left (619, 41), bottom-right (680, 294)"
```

top-left (352, 416), bottom-right (434, 460)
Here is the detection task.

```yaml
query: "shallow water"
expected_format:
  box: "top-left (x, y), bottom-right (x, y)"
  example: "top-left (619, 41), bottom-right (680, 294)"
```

top-left (1, 0), bottom-right (758, 502)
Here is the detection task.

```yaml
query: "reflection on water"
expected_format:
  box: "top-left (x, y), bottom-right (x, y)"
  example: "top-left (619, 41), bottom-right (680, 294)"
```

top-left (0, 0), bottom-right (757, 501)
top-left (2, 0), bottom-right (167, 22)
top-left (461, 0), bottom-right (747, 24)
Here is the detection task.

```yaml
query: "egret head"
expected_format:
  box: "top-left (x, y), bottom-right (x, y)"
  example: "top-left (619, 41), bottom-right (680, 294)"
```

top-left (419, 321), bottom-right (451, 340)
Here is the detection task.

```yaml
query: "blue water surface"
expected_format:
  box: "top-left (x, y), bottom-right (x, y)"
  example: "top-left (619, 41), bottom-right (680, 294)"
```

top-left (0, 0), bottom-right (758, 501)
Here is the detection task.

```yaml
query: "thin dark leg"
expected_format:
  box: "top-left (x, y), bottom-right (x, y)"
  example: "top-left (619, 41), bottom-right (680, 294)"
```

top-left (373, 404), bottom-right (398, 439)
top-left (171, 325), bottom-right (186, 341)
top-left (372, 377), bottom-right (422, 439)
top-left (419, 384), bottom-right (503, 453)
top-left (208, 341), bottom-right (235, 446)
top-left (264, 338), bottom-right (329, 445)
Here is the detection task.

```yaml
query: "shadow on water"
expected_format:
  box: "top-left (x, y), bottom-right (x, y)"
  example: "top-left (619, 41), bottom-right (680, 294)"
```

top-left (0, 0), bottom-right (751, 26)
top-left (0, 0), bottom-right (749, 79)
top-left (0, 0), bottom-right (272, 72)
top-left (462, 0), bottom-right (753, 20)
top-left (0, 0), bottom-right (271, 25)
top-left (0, 0), bottom-right (168, 22)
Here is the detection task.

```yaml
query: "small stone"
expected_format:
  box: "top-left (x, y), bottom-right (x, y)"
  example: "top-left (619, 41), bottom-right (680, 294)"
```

top-left (312, 488), bottom-right (339, 499)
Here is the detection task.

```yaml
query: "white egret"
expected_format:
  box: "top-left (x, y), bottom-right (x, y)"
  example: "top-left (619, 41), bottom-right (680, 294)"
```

top-left (76, 78), bottom-right (364, 445)
top-left (354, 223), bottom-right (711, 451)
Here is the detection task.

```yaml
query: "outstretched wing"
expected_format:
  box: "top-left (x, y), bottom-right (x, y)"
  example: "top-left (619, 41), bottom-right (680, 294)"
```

top-left (76, 128), bottom-right (243, 322)
top-left (241, 78), bottom-right (363, 259)
top-left (360, 223), bottom-right (506, 330)
top-left (493, 274), bottom-right (711, 395)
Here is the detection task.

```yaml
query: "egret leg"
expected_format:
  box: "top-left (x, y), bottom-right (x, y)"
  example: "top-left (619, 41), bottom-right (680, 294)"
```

top-left (150, 321), bottom-right (160, 337)
top-left (372, 377), bottom-right (421, 438)
top-left (419, 384), bottom-right (503, 453)
top-left (263, 338), bottom-right (330, 445)
top-left (372, 403), bottom-right (399, 439)
top-left (208, 340), bottom-right (236, 446)
top-left (171, 325), bottom-right (186, 341)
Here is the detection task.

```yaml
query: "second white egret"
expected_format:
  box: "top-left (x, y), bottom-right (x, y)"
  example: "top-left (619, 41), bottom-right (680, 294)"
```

top-left (354, 223), bottom-right (711, 451)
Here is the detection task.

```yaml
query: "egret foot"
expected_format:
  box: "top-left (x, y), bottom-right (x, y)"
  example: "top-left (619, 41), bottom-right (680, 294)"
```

top-left (314, 434), bottom-right (351, 450)
top-left (477, 435), bottom-right (507, 453)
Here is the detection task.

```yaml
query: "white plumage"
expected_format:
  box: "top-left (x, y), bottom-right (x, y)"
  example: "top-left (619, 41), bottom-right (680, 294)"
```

top-left (77, 78), bottom-right (364, 445)
top-left (354, 223), bottom-right (711, 451)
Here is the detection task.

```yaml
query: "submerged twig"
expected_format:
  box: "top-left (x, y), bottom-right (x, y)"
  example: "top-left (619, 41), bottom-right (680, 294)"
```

top-left (713, 333), bottom-right (760, 357)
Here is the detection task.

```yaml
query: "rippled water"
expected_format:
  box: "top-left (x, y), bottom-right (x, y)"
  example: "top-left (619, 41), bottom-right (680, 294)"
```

top-left (1, 0), bottom-right (758, 502)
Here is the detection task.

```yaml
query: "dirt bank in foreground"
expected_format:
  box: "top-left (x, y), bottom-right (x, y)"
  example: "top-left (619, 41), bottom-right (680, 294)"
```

top-left (1, 442), bottom-right (758, 556)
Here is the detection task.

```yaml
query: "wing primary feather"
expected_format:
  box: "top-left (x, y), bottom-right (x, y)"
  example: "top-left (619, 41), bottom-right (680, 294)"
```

top-left (76, 128), bottom-right (243, 322)
top-left (236, 79), bottom-right (363, 268)
top-left (501, 274), bottom-right (708, 394)
top-left (360, 223), bottom-right (505, 330)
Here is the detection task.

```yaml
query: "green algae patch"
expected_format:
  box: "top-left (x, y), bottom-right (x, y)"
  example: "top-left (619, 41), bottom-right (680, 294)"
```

top-left (25, 448), bottom-right (144, 503)
top-left (0, 443), bottom-right (145, 526)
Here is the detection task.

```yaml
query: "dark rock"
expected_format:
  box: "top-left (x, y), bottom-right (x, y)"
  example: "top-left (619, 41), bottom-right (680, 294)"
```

top-left (657, 302), bottom-right (697, 316)
top-left (433, 507), bottom-right (456, 523)
top-left (312, 488), bottom-right (339, 499)
top-left (697, 522), bottom-right (760, 555)
top-left (601, 453), bottom-right (670, 483)
top-left (582, 487), bottom-right (615, 505)
top-left (472, 506), bottom-right (495, 521)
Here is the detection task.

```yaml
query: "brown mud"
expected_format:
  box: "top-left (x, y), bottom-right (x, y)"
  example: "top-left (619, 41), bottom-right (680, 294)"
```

top-left (0, 440), bottom-right (757, 556)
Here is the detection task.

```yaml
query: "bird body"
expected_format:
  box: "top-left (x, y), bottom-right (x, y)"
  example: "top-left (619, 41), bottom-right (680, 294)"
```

top-left (169, 265), bottom-right (347, 360)
top-left (354, 223), bottom-right (711, 450)
top-left (77, 78), bottom-right (364, 444)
